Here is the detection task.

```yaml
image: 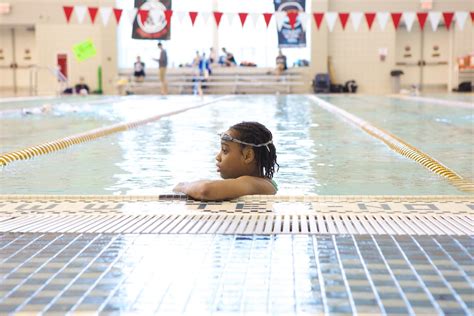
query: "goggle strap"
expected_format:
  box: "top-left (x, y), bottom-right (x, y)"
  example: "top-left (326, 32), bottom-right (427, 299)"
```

top-left (219, 132), bottom-right (273, 149)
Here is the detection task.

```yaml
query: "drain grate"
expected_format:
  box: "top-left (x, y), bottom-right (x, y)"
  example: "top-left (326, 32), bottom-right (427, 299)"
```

top-left (0, 213), bottom-right (471, 235)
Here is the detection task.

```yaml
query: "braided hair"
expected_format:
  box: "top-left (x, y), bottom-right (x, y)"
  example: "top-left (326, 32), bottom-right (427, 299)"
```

top-left (230, 121), bottom-right (279, 179)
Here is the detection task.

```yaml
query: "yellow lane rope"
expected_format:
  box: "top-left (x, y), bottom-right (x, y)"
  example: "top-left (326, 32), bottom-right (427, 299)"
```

top-left (309, 95), bottom-right (474, 193)
top-left (0, 96), bottom-right (231, 167)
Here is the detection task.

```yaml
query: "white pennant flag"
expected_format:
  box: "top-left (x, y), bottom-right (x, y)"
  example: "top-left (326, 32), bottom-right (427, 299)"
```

top-left (428, 12), bottom-right (441, 31)
top-left (377, 12), bottom-right (390, 31)
top-left (127, 8), bottom-right (138, 24)
top-left (325, 12), bottom-right (337, 32)
top-left (299, 12), bottom-right (309, 31)
top-left (226, 12), bottom-right (236, 26)
top-left (275, 11), bottom-right (286, 31)
top-left (403, 12), bottom-right (416, 31)
top-left (201, 12), bottom-right (211, 25)
top-left (351, 12), bottom-right (363, 31)
top-left (175, 11), bottom-right (186, 24)
top-left (100, 7), bottom-right (112, 26)
top-left (455, 11), bottom-right (468, 30)
top-left (249, 13), bottom-right (260, 29)
top-left (75, 5), bottom-right (87, 24)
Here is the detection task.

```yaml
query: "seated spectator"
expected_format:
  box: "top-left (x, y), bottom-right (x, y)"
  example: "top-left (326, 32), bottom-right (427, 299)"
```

top-left (209, 47), bottom-right (217, 64)
top-left (74, 77), bottom-right (90, 95)
top-left (275, 49), bottom-right (287, 76)
top-left (222, 47), bottom-right (237, 67)
top-left (133, 56), bottom-right (146, 82)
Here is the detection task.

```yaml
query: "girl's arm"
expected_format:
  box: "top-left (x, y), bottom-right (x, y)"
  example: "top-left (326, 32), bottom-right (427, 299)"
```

top-left (173, 176), bottom-right (275, 201)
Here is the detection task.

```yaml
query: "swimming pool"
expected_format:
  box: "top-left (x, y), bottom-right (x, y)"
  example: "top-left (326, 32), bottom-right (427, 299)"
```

top-left (0, 94), bottom-right (472, 195)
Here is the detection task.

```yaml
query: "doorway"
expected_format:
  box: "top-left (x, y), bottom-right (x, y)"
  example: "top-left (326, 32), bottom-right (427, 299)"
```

top-left (0, 26), bottom-right (36, 96)
top-left (395, 24), bottom-right (449, 92)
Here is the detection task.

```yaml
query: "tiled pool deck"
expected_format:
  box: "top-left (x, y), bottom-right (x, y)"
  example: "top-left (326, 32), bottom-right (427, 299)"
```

top-left (0, 195), bottom-right (472, 315)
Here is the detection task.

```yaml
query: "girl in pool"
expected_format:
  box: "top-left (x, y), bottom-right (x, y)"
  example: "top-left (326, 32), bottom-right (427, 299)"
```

top-left (173, 121), bottom-right (279, 200)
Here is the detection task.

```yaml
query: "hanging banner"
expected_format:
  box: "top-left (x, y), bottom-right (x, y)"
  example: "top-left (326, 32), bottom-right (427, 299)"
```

top-left (132, 0), bottom-right (171, 40)
top-left (273, 0), bottom-right (306, 48)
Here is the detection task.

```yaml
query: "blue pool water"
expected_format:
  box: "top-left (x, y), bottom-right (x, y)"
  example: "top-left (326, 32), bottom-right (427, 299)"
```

top-left (0, 95), bottom-right (472, 195)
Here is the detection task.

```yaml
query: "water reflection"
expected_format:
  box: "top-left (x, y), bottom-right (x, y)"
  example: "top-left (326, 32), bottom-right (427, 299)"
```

top-left (1, 95), bottom-right (467, 195)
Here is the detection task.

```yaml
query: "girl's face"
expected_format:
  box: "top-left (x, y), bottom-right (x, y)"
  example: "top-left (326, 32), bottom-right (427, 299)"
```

top-left (215, 129), bottom-right (255, 179)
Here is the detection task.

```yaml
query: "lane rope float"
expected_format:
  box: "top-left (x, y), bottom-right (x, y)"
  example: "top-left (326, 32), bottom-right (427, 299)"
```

top-left (0, 96), bottom-right (232, 167)
top-left (390, 95), bottom-right (474, 109)
top-left (309, 95), bottom-right (474, 193)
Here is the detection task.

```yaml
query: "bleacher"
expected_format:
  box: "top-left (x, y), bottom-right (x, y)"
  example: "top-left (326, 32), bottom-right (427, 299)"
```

top-left (119, 66), bottom-right (309, 95)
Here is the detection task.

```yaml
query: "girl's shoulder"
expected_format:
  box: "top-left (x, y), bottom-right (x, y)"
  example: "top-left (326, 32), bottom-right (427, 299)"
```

top-left (238, 176), bottom-right (277, 194)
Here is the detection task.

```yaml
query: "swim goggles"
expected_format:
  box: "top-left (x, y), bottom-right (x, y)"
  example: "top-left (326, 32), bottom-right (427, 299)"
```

top-left (219, 132), bottom-right (273, 151)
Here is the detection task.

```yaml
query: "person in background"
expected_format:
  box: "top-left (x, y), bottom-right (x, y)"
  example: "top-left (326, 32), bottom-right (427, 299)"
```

top-left (74, 77), bottom-right (90, 95)
top-left (153, 42), bottom-right (168, 95)
top-left (192, 51), bottom-right (203, 96)
top-left (199, 52), bottom-right (211, 77)
top-left (209, 47), bottom-right (217, 64)
top-left (275, 49), bottom-right (287, 76)
top-left (173, 121), bottom-right (279, 201)
top-left (222, 47), bottom-right (237, 67)
top-left (192, 51), bottom-right (201, 69)
top-left (133, 56), bottom-right (146, 82)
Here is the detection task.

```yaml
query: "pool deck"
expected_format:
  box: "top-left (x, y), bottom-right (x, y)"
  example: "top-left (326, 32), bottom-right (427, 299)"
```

top-left (0, 195), bottom-right (472, 315)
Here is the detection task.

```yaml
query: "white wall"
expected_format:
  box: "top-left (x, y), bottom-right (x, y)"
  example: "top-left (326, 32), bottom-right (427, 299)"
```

top-left (0, 0), bottom-right (472, 95)
top-left (309, 0), bottom-right (473, 93)
top-left (0, 0), bottom-right (117, 95)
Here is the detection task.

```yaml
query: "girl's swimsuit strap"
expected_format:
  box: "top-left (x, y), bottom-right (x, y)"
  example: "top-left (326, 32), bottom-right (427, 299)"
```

top-left (269, 179), bottom-right (278, 192)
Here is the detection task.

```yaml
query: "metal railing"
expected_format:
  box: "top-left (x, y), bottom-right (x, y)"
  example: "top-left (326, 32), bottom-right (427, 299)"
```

top-left (29, 65), bottom-right (68, 96)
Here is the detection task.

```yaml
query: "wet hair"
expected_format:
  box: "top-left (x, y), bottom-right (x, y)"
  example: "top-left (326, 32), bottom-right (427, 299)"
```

top-left (230, 121), bottom-right (279, 179)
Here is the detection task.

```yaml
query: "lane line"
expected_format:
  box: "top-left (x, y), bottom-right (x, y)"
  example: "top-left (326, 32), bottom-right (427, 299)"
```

top-left (391, 95), bottom-right (473, 109)
top-left (308, 95), bottom-right (474, 193)
top-left (0, 96), bottom-right (232, 166)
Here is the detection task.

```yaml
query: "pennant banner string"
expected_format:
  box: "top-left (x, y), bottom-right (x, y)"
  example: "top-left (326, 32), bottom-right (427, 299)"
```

top-left (60, 6), bottom-right (471, 33)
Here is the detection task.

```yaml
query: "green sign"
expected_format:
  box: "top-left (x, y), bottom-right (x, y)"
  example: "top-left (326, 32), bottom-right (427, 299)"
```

top-left (73, 39), bottom-right (96, 62)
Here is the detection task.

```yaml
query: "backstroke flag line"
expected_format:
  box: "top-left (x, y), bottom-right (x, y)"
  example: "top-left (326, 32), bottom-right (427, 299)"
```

top-left (274, 0), bottom-right (306, 48)
top-left (132, 0), bottom-right (171, 40)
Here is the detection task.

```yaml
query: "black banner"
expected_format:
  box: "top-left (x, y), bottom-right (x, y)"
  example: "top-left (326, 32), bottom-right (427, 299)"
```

top-left (273, 0), bottom-right (306, 48)
top-left (132, 0), bottom-right (171, 40)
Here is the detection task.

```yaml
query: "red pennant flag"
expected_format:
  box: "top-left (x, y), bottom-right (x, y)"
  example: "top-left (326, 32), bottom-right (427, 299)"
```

top-left (313, 12), bottom-right (324, 29)
top-left (287, 11), bottom-right (298, 29)
top-left (238, 13), bottom-right (248, 27)
top-left (263, 13), bottom-right (273, 27)
top-left (138, 9), bottom-right (149, 24)
top-left (417, 12), bottom-right (428, 30)
top-left (391, 12), bottom-right (402, 29)
top-left (189, 11), bottom-right (198, 25)
top-left (113, 8), bottom-right (123, 24)
top-left (63, 6), bottom-right (74, 23)
top-left (88, 7), bottom-right (98, 23)
top-left (339, 12), bottom-right (349, 30)
top-left (442, 12), bottom-right (454, 30)
top-left (213, 11), bottom-right (223, 27)
top-left (365, 12), bottom-right (376, 30)
top-left (164, 10), bottom-right (173, 25)
top-left (471, 12), bottom-right (474, 23)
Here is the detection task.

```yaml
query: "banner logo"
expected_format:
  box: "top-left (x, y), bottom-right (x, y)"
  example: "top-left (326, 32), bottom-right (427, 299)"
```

top-left (274, 0), bottom-right (306, 48)
top-left (132, 0), bottom-right (171, 40)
